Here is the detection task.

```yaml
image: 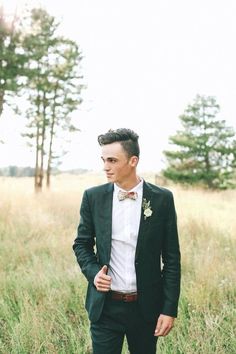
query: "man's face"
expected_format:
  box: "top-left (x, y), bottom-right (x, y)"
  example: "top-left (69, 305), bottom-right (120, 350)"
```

top-left (101, 142), bottom-right (137, 184)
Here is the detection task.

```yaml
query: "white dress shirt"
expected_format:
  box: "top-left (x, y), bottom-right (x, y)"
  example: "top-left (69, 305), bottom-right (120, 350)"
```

top-left (108, 179), bottom-right (143, 292)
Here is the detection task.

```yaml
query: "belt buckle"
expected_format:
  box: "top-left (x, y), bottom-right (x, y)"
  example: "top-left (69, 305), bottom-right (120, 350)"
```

top-left (123, 294), bottom-right (129, 302)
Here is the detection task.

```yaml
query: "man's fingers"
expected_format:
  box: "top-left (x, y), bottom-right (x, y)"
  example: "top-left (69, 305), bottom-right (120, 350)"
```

top-left (96, 277), bottom-right (111, 286)
top-left (96, 279), bottom-right (111, 291)
top-left (94, 265), bottom-right (112, 291)
top-left (100, 273), bottom-right (111, 281)
top-left (155, 323), bottom-right (168, 337)
top-left (95, 278), bottom-right (111, 288)
top-left (154, 315), bottom-right (175, 337)
top-left (154, 317), bottom-right (163, 336)
top-left (101, 265), bottom-right (108, 274)
top-left (162, 325), bottom-right (173, 336)
top-left (96, 285), bottom-right (110, 292)
top-left (156, 323), bottom-right (172, 336)
top-left (98, 272), bottom-right (111, 283)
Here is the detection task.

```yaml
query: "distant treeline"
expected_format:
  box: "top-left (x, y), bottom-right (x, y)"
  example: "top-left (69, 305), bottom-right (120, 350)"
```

top-left (0, 166), bottom-right (89, 177)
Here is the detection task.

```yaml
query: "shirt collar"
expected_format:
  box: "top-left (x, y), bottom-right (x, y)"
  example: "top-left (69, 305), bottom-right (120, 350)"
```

top-left (114, 178), bottom-right (143, 194)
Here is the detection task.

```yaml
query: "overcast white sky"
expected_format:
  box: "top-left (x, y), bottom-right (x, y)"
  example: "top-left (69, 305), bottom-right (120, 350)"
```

top-left (1, 0), bottom-right (236, 172)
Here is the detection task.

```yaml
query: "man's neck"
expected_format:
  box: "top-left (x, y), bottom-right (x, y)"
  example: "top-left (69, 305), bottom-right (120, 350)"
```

top-left (116, 175), bottom-right (141, 191)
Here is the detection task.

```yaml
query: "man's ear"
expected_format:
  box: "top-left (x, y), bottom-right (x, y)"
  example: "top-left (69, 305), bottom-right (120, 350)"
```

top-left (129, 156), bottom-right (139, 167)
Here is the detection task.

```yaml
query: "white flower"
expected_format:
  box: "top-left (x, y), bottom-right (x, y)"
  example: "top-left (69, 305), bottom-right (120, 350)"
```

top-left (144, 208), bottom-right (152, 219)
top-left (142, 198), bottom-right (153, 220)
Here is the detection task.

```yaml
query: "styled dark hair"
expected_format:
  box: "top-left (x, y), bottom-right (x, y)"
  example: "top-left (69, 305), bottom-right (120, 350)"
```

top-left (98, 128), bottom-right (140, 158)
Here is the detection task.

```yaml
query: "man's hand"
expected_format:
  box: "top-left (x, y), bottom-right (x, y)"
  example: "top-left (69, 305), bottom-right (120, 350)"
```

top-left (94, 265), bottom-right (111, 292)
top-left (154, 314), bottom-right (175, 337)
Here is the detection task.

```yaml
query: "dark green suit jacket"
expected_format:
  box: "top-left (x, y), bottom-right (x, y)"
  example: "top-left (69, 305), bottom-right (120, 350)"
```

top-left (73, 181), bottom-right (181, 323)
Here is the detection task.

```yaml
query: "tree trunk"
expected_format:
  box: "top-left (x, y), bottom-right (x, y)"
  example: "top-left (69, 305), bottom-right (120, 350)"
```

top-left (46, 116), bottom-right (55, 188)
top-left (205, 153), bottom-right (214, 189)
top-left (46, 87), bottom-right (57, 188)
top-left (0, 89), bottom-right (4, 117)
top-left (34, 88), bottom-right (40, 193)
top-left (38, 91), bottom-right (47, 190)
top-left (34, 89), bottom-right (42, 192)
top-left (46, 119), bottom-right (54, 188)
top-left (34, 122), bottom-right (41, 192)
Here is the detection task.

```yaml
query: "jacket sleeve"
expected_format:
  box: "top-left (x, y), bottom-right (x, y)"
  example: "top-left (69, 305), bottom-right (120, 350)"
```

top-left (72, 190), bottom-right (101, 283)
top-left (161, 191), bottom-right (181, 317)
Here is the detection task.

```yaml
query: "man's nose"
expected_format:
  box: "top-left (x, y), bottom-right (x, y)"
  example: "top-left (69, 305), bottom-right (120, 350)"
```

top-left (103, 161), bottom-right (110, 171)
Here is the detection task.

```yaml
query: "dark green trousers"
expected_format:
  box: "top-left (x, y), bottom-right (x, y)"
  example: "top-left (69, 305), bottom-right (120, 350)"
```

top-left (90, 293), bottom-right (158, 354)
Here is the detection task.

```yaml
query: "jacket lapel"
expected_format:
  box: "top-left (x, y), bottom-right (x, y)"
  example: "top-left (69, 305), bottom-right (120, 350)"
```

top-left (135, 181), bottom-right (154, 260)
top-left (101, 183), bottom-right (113, 264)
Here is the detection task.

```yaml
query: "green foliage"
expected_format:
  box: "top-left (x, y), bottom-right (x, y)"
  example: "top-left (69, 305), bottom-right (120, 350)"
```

top-left (163, 95), bottom-right (236, 189)
top-left (22, 8), bottom-right (83, 128)
top-left (0, 7), bottom-right (27, 116)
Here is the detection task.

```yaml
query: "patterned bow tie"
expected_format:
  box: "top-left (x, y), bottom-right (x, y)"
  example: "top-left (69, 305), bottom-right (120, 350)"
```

top-left (117, 190), bottom-right (138, 201)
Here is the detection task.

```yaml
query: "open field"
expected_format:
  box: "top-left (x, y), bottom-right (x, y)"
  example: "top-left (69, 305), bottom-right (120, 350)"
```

top-left (0, 173), bottom-right (236, 354)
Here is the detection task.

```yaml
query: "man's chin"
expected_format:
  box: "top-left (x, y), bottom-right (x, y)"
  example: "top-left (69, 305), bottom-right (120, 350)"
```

top-left (106, 175), bottom-right (115, 182)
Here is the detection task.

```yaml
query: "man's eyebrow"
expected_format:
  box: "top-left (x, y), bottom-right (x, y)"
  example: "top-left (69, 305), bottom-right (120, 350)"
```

top-left (101, 156), bottom-right (118, 160)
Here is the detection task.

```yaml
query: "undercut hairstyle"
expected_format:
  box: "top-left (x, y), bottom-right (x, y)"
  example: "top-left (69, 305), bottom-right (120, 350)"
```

top-left (98, 128), bottom-right (140, 158)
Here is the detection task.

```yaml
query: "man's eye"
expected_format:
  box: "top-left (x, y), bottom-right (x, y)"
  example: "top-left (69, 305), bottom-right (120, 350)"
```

top-left (109, 159), bottom-right (116, 163)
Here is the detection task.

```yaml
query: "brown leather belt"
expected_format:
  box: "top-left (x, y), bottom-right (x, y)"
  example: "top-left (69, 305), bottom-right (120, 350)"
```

top-left (110, 291), bottom-right (138, 302)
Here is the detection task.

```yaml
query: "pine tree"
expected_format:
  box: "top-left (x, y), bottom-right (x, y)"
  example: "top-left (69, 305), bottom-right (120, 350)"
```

top-left (0, 6), bottom-right (27, 118)
top-left (163, 95), bottom-right (236, 189)
top-left (22, 8), bottom-right (83, 191)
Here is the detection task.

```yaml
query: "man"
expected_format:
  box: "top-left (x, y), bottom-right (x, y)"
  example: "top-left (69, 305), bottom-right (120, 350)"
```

top-left (73, 128), bottom-right (181, 354)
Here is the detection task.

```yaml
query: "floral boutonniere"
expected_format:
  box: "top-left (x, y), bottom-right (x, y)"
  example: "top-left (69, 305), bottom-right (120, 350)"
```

top-left (142, 198), bottom-right (153, 220)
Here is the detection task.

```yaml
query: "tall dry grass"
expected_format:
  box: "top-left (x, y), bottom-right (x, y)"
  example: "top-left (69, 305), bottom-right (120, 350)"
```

top-left (0, 174), bottom-right (235, 353)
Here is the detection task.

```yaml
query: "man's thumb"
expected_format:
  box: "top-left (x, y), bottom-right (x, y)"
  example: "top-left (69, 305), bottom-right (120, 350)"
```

top-left (101, 265), bottom-right (108, 274)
